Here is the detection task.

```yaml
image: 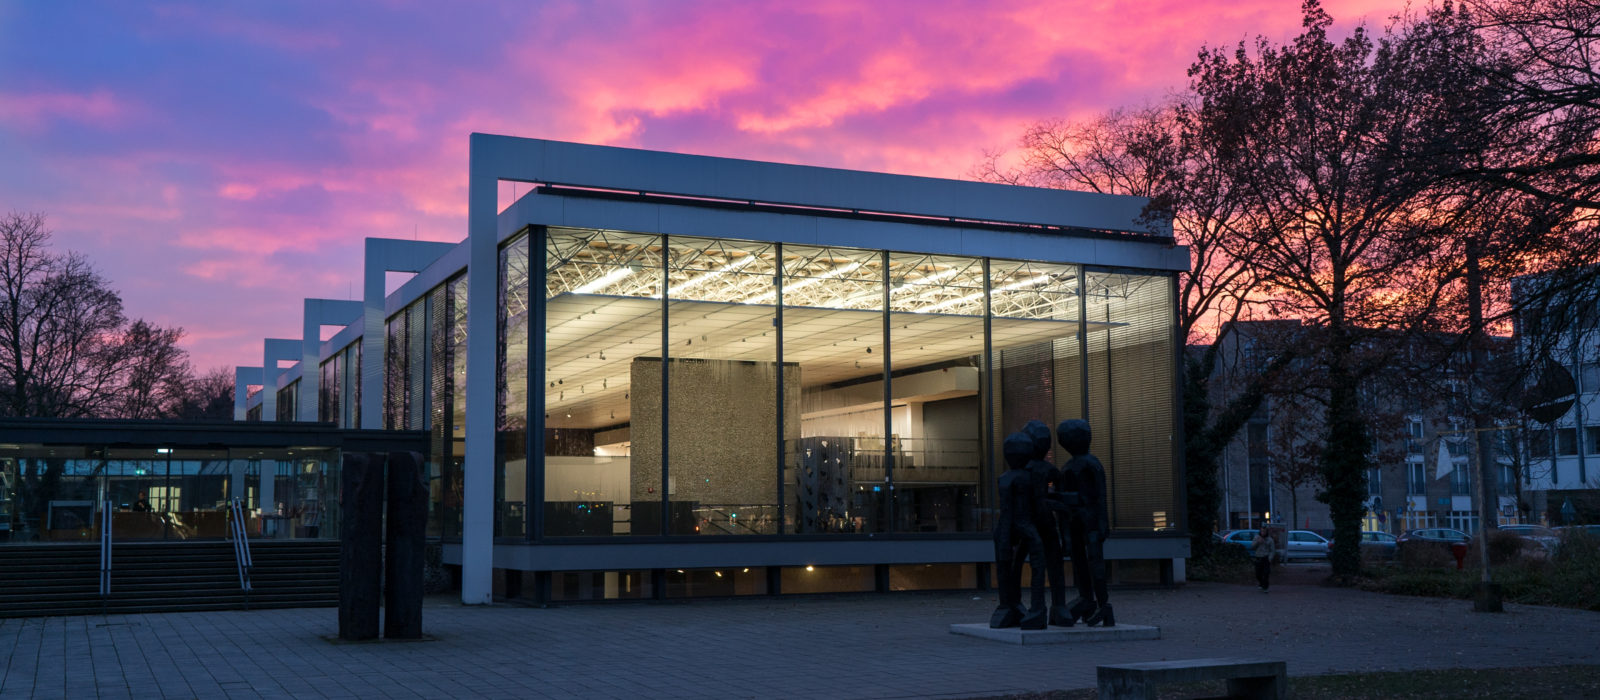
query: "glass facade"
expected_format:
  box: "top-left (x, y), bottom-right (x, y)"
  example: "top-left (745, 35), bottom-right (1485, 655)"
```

top-left (499, 234), bottom-right (530, 538)
top-left (383, 277), bottom-right (468, 539)
top-left (542, 230), bottom-right (663, 536)
top-left (275, 380), bottom-right (297, 423)
top-left (522, 227), bottom-right (1180, 540)
top-left (318, 342), bottom-right (361, 428)
top-left (0, 444), bottom-right (339, 543)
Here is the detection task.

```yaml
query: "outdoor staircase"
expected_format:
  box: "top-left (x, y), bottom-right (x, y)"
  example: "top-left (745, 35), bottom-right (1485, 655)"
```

top-left (0, 540), bottom-right (341, 618)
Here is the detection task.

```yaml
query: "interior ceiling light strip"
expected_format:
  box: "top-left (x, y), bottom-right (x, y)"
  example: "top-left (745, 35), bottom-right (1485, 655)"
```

top-left (918, 274), bottom-right (1052, 314)
top-left (657, 255), bottom-right (757, 298)
top-left (573, 266), bottom-right (636, 294)
top-left (744, 261), bottom-right (863, 304)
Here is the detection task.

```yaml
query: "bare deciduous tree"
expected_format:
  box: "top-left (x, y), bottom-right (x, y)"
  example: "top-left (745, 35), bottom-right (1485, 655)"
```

top-left (974, 99), bottom-right (1275, 557)
top-left (0, 211), bottom-right (193, 419)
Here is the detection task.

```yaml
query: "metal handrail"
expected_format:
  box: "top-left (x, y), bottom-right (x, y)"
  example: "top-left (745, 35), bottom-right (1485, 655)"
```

top-left (99, 499), bottom-right (112, 598)
top-left (228, 498), bottom-right (253, 594)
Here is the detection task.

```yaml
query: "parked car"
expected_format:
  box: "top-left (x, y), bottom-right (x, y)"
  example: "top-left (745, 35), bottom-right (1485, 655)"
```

top-left (1216, 528), bottom-right (1285, 563)
top-left (1499, 524), bottom-right (1560, 552)
top-left (1358, 530), bottom-right (1398, 559)
top-left (1555, 524), bottom-right (1600, 537)
top-left (1216, 529), bottom-right (1256, 547)
top-left (1284, 530), bottom-right (1330, 560)
top-left (1397, 527), bottom-right (1472, 544)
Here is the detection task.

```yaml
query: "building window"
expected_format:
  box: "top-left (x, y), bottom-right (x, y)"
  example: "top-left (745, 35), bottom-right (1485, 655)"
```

top-left (1367, 467), bottom-right (1382, 497)
top-left (1529, 429), bottom-right (1551, 459)
top-left (1579, 361), bottom-right (1599, 391)
top-left (1587, 426), bottom-right (1600, 456)
top-left (1248, 422), bottom-right (1271, 514)
top-left (1500, 464), bottom-right (1516, 493)
top-left (1556, 428), bottom-right (1579, 456)
top-left (892, 252), bottom-right (988, 534)
top-left (275, 380), bottom-right (297, 423)
top-left (1408, 462), bottom-right (1427, 496)
top-left (1450, 464), bottom-right (1472, 496)
top-left (498, 232), bottom-right (530, 539)
top-left (318, 357), bottom-right (335, 424)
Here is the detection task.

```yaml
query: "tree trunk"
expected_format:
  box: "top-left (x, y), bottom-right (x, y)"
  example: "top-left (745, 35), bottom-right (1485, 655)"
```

top-left (1321, 339), bottom-right (1371, 576)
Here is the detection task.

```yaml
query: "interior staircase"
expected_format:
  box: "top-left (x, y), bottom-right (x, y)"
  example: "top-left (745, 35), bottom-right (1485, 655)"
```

top-left (0, 539), bottom-right (340, 618)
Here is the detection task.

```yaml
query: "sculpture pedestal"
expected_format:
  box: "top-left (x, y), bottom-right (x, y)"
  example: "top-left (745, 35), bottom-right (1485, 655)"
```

top-left (949, 623), bottom-right (1160, 645)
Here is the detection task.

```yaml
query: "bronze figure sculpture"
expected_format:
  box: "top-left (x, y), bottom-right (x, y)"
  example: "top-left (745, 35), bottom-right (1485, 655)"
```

top-left (991, 431), bottom-right (1047, 629)
top-left (1015, 419), bottom-right (1074, 626)
top-left (1056, 419), bottom-right (1113, 626)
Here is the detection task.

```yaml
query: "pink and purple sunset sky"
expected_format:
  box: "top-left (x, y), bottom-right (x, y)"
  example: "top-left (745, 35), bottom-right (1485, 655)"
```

top-left (1, 0), bottom-right (1403, 373)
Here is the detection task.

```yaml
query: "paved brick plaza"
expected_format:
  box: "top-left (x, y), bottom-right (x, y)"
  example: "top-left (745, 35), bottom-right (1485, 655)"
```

top-left (4, 574), bottom-right (1598, 699)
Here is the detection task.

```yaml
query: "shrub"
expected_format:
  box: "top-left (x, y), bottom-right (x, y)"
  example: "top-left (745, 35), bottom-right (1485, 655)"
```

top-left (1358, 567), bottom-right (1466, 598)
top-left (1545, 530), bottom-right (1600, 611)
top-left (1357, 531), bottom-right (1600, 612)
top-left (1464, 530), bottom-right (1544, 568)
top-left (1189, 544), bottom-right (1255, 584)
top-left (1396, 539), bottom-right (1456, 569)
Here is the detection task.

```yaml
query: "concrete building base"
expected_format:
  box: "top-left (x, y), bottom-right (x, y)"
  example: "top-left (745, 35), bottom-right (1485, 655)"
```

top-left (949, 622), bottom-right (1160, 644)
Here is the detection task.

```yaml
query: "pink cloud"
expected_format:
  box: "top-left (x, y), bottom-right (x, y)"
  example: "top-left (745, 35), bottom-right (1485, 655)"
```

top-left (0, 90), bottom-right (135, 130)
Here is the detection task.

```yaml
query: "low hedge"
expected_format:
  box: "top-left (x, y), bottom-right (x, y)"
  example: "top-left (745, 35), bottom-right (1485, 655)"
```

top-left (1358, 529), bottom-right (1600, 611)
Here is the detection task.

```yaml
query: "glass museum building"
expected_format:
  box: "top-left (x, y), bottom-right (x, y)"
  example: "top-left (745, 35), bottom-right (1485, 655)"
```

top-left (238, 135), bottom-right (1191, 604)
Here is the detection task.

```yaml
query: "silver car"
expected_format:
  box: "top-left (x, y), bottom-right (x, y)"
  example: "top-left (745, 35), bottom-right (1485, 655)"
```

top-left (1284, 530), bottom-right (1330, 560)
top-left (1500, 524), bottom-right (1560, 552)
top-left (1216, 529), bottom-right (1285, 563)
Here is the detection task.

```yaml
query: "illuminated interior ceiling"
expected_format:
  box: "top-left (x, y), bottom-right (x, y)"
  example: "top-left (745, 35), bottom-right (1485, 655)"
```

top-left (533, 229), bottom-right (1149, 430)
top-left (541, 228), bottom-right (1099, 319)
top-left (542, 294), bottom-right (1116, 430)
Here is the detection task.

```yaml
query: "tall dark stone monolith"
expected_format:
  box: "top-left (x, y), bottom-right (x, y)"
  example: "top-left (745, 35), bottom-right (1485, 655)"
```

top-left (339, 452), bottom-right (387, 641)
top-left (384, 451), bottom-right (427, 639)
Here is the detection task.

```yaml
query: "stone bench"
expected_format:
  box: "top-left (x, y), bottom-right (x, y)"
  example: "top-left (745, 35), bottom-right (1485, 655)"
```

top-left (1096, 657), bottom-right (1286, 700)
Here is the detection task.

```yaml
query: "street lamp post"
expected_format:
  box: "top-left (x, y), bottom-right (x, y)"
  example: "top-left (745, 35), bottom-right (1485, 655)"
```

top-left (1438, 424), bottom-right (1504, 613)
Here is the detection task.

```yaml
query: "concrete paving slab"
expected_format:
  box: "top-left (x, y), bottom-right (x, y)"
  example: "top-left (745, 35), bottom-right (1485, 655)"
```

top-left (1, 581), bottom-right (1598, 699)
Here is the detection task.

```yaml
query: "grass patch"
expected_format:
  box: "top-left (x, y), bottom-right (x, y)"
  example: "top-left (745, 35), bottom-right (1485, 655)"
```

top-left (970, 665), bottom-right (1600, 699)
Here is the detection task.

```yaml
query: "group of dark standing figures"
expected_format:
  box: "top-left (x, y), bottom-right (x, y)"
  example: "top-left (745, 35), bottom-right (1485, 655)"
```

top-left (991, 419), bottom-right (1113, 630)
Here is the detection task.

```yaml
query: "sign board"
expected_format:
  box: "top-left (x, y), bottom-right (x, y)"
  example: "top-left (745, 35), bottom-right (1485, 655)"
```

top-left (1523, 360), bottom-right (1577, 424)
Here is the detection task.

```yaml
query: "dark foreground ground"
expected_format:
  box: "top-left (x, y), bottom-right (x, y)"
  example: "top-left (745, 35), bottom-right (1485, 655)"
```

top-left (3, 563), bottom-right (1598, 699)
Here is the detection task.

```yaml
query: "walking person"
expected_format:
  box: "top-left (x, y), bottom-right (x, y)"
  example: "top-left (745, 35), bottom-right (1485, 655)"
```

top-left (1252, 524), bottom-right (1275, 592)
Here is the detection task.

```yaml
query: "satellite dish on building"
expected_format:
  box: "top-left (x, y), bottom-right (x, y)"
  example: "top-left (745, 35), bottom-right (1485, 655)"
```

top-left (1522, 360), bottom-right (1576, 424)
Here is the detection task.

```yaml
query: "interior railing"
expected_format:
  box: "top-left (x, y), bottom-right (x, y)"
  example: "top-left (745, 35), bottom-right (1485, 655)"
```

top-left (99, 499), bottom-right (112, 610)
top-left (228, 498), bottom-right (253, 602)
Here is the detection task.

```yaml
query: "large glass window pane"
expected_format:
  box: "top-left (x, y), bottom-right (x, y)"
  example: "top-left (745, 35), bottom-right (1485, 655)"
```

top-left (336, 343), bottom-right (360, 429)
top-left (498, 233), bottom-right (530, 538)
top-left (989, 259), bottom-right (1082, 526)
top-left (887, 253), bottom-right (987, 533)
top-left (407, 301), bottom-right (427, 430)
top-left (319, 355), bottom-right (339, 424)
top-left (783, 245), bottom-right (887, 534)
top-left (1083, 270), bottom-right (1177, 531)
top-left (664, 236), bottom-right (782, 535)
top-left (543, 229), bottom-right (664, 536)
top-left (275, 381), bottom-right (297, 422)
top-left (384, 314), bottom-right (405, 429)
top-left (436, 275), bottom-right (468, 539)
